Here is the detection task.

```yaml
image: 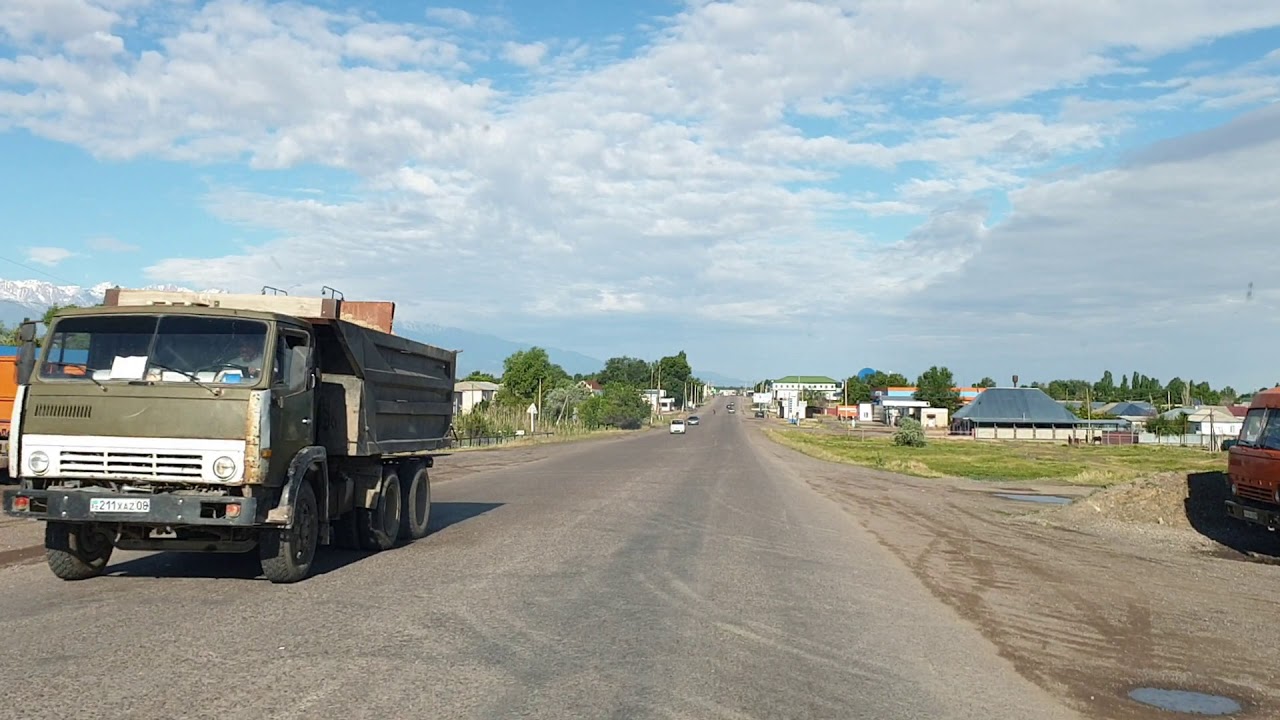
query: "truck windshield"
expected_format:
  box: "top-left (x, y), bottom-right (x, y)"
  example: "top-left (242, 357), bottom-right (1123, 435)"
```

top-left (40, 315), bottom-right (269, 385)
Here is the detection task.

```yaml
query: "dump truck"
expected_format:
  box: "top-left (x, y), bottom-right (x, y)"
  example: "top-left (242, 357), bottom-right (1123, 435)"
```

top-left (2, 289), bottom-right (456, 583)
top-left (1224, 388), bottom-right (1280, 530)
top-left (1, 320), bottom-right (37, 480)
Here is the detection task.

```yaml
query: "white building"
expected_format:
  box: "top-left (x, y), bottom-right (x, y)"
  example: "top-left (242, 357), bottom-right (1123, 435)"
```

top-left (1160, 406), bottom-right (1243, 437)
top-left (454, 380), bottom-right (500, 414)
top-left (770, 375), bottom-right (841, 402)
top-left (641, 388), bottom-right (675, 413)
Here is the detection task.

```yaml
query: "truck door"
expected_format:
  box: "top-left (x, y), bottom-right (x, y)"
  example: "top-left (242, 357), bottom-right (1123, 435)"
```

top-left (270, 328), bottom-right (316, 470)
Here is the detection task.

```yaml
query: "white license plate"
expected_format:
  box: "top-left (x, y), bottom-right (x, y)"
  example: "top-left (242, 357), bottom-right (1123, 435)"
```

top-left (89, 497), bottom-right (151, 514)
top-left (1243, 508), bottom-right (1259, 520)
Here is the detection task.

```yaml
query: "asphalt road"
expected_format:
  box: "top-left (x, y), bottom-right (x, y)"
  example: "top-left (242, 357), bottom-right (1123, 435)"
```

top-left (0, 401), bottom-right (1077, 720)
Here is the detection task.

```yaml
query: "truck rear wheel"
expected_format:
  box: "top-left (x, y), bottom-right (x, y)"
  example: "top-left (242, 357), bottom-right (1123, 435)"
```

top-left (45, 522), bottom-right (114, 581)
top-left (259, 480), bottom-right (319, 584)
top-left (399, 462), bottom-right (432, 540)
top-left (356, 467), bottom-right (402, 551)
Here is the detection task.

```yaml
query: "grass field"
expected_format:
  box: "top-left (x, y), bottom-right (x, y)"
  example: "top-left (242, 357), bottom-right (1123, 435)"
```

top-left (765, 429), bottom-right (1226, 485)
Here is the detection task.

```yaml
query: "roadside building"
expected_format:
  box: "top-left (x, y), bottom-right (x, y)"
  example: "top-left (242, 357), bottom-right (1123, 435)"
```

top-left (577, 379), bottom-right (604, 396)
top-left (1158, 406), bottom-right (1242, 437)
top-left (1101, 401), bottom-right (1158, 429)
top-left (953, 387), bottom-right (1109, 441)
top-left (770, 375), bottom-right (840, 401)
top-left (641, 388), bottom-right (675, 413)
top-left (454, 380), bottom-right (500, 415)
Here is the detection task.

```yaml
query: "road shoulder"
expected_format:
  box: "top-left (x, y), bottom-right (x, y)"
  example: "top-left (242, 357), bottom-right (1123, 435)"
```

top-left (752, 423), bottom-right (1279, 719)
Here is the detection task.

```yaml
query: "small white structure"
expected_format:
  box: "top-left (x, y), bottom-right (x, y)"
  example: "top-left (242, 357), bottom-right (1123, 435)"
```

top-left (641, 388), bottom-right (675, 413)
top-left (454, 380), bottom-right (500, 414)
top-left (919, 407), bottom-right (950, 429)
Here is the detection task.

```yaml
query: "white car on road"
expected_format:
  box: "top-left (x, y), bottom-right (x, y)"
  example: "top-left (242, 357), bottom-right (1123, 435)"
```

top-left (670, 419), bottom-right (686, 434)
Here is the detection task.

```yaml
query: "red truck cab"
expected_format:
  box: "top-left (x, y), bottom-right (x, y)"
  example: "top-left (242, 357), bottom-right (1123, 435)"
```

top-left (1225, 389), bottom-right (1280, 529)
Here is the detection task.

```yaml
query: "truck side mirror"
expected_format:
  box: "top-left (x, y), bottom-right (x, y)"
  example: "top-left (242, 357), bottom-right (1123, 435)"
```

top-left (16, 320), bottom-right (37, 385)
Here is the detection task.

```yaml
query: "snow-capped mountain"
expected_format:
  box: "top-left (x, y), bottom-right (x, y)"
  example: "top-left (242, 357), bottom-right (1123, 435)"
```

top-left (0, 279), bottom-right (117, 308)
top-left (0, 278), bottom-right (212, 323)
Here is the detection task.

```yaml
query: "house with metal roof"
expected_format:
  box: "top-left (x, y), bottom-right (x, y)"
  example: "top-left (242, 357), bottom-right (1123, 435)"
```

top-left (953, 387), bottom-right (1125, 440)
top-left (1158, 406), bottom-right (1242, 437)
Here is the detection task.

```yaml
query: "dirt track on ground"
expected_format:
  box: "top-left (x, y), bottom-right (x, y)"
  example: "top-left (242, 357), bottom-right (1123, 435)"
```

top-left (752, 427), bottom-right (1280, 720)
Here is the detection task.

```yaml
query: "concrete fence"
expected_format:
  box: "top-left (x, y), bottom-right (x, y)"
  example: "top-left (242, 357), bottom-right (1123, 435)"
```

top-left (966, 427), bottom-right (1228, 449)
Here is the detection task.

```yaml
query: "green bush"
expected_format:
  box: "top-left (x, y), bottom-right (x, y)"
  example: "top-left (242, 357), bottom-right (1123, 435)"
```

top-left (893, 417), bottom-right (927, 447)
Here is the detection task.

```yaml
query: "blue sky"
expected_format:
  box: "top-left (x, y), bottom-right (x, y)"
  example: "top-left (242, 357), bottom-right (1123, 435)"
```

top-left (1, 1), bottom-right (1280, 389)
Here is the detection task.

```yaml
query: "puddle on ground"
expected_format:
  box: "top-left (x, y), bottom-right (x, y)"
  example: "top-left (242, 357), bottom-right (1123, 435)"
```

top-left (992, 493), bottom-right (1073, 505)
top-left (1128, 687), bottom-right (1242, 715)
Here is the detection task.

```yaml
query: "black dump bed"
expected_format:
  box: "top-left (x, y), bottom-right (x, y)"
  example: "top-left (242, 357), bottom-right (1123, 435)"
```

top-left (312, 320), bottom-right (457, 457)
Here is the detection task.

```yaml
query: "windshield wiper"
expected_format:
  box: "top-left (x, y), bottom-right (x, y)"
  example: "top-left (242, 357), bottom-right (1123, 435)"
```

top-left (148, 362), bottom-right (221, 396)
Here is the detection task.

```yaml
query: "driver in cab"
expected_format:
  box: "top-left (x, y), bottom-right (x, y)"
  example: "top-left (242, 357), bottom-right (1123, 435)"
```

top-left (225, 337), bottom-right (264, 380)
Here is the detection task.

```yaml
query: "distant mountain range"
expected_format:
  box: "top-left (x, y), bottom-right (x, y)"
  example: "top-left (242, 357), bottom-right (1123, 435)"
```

top-left (0, 279), bottom-right (748, 386)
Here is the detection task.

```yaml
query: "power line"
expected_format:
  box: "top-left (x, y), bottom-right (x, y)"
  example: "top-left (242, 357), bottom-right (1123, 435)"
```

top-left (0, 253), bottom-right (79, 286)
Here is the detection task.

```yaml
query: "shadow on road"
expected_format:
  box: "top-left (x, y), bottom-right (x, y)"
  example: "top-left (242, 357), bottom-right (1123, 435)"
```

top-left (1184, 471), bottom-right (1280, 560)
top-left (102, 501), bottom-right (506, 581)
top-left (427, 501), bottom-right (504, 534)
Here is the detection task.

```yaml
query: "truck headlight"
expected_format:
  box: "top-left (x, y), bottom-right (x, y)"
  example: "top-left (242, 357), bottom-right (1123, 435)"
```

top-left (28, 451), bottom-right (50, 475)
top-left (212, 456), bottom-right (237, 480)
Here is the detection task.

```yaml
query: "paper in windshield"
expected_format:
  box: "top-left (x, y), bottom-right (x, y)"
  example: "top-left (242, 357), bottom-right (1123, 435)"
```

top-left (108, 355), bottom-right (148, 380)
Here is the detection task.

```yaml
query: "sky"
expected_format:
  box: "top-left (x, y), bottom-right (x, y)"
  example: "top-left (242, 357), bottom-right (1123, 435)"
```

top-left (1, 0), bottom-right (1279, 390)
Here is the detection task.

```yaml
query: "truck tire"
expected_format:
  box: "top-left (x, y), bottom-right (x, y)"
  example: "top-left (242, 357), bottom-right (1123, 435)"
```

top-left (45, 522), bottom-right (114, 581)
top-left (399, 462), bottom-right (432, 540)
top-left (259, 480), bottom-right (319, 584)
top-left (356, 467), bottom-right (402, 551)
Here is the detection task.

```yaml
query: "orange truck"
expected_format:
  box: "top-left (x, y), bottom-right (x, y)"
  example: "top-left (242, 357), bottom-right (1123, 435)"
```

top-left (1224, 388), bottom-right (1280, 529)
top-left (1, 355), bottom-right (15, 476)
top-left (1, 320), bottom-right (37, 480)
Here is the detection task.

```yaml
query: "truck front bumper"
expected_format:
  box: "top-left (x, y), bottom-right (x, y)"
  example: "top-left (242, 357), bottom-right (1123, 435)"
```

top-left (1225, 499), bottom-right (1280, 530)
top-left (3, 488), bottom-right (261, 527)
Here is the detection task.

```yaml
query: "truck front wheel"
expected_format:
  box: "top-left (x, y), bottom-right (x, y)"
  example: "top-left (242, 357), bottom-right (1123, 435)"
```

top-left (45, 522), bottom-right (114, 581)
top-left (259, 481), bottom-right (319, 583)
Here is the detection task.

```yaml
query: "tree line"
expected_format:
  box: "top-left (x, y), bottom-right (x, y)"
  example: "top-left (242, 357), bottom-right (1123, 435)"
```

top-left (456, 348), bottom-right (706, 435)
top-left (1020, 370), bottom-right (1245, 407)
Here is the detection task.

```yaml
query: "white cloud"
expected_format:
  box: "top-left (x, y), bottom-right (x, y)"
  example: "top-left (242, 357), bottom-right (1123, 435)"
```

top-left (86, 236), bottom-right (139, 252)
top-left (2, 0), bottom-right (1280, 384)
top-left (0, 0), bottom-right (121, 45)
top-left (424, 7), bottom-right (474, 29)
top-left (502, 41), bottom-right (547, 68)
top-left (26, 246), bottom-right (76, 266)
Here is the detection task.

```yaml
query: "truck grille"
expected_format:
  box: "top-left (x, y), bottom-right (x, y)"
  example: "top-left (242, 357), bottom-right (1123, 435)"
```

top-left (1236, 484), bottom-right (1275, 504)
top-left (59, 450), bottom-right (204, 480)
top-left (33, 404), bottom-right (93, 419)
